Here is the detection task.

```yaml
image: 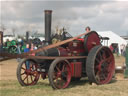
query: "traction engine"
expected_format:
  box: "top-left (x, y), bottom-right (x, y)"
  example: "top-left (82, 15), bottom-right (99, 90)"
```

top-left (16, 10), bottom-right (115, 89)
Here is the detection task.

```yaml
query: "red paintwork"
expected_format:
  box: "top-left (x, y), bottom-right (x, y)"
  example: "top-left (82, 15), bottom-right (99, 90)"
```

top-left (71, 62), bottom-right (82, 77)
top-left (21, 61), bottom-right (40, 85)
top-left (77, 38), bottom-right (84, 42)
top-left (58, 39), bottom-right (85, 56)
top-left (68, 40), bottom-right (85, 56)
top-left (57, 47), bottom-right (69, 56)
top-left (53, 60), bottom-right (71, 89)
top-left (57, 32), bottom-right (100, 57)
top-left (85, 32), bottom-right (101, 52)
top-left (94, 47), bottom-right (115, 84)
top-left (57, 40), bottom-right (84, 78)
top-left (57, 32), bottom-right (101, 78)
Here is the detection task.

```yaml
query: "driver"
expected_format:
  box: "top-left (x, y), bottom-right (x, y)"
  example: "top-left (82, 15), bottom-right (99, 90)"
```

top-left (85, 26), bottom-right (91, 33)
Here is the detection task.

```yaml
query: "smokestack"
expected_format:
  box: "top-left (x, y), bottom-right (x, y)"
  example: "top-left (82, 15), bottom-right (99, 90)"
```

top-left (26, 31), bottom-right (29, 42)
top-left (44, 10), bottom-right (52, 44)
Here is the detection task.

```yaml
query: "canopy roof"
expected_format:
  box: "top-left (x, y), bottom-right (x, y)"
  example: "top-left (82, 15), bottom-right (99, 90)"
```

top-left (97, 31), bottom-right (127, 54)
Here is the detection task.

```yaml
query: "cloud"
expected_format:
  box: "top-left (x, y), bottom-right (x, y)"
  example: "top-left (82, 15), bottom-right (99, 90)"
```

top-left (1, 0), bottom-right (128, 36)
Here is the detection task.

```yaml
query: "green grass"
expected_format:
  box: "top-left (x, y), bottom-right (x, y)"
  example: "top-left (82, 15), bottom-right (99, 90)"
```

top-left (0, 78), bottom-right (128, 96)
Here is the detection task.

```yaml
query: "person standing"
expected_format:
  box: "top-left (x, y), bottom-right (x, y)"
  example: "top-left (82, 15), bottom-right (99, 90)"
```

top-left (85, 26), bottom-right (91, 33)
top-left (123, 44), bottom-right (126, 56)
top-left (120, 44), bottom-right (124, 56)
top-left (110, 44), bottom-right (114, 52)
top-left (16, 43), bottom-right (22, 62)
top-left (116, 45), bottom-right (119, 56)
top-left (24, 43), bottom-right (30, 69)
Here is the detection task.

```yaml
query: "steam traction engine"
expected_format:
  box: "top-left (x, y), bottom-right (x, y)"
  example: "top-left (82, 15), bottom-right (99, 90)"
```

top-left (17, 10), bottom-right (115, 89)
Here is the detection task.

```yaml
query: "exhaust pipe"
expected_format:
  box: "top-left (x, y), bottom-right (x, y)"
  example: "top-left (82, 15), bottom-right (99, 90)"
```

top-left (44, 10), bottom-right (52, 44)
top-left (26, 31), bottom-right (29, 42)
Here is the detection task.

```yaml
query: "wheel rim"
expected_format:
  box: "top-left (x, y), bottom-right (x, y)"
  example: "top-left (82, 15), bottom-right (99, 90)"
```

top-left (94, 47), bottom-right (115, 84)
top-left (19, 60), bottom-right (40, 85)
top-left (52, 61), bottom-right (71, 89)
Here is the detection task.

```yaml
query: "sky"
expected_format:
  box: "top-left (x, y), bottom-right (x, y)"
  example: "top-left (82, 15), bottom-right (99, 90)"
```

top-left (0, 0), bottom-right (128, 36)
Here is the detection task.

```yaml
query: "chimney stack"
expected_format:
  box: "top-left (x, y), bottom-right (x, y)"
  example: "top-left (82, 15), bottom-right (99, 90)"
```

top-left (44, 10), bottom-right (52, 44)
top-left (26, 31), bottom-right (29, 42)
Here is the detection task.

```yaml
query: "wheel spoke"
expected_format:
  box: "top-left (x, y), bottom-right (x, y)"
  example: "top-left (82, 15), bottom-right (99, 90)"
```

top-left (30, 75), bottom-right (33, 82)
top-left (56, 66), bottom-right (61, 72)
top-left (99, 52), bottom-right (103, 60)
top-left (27, 75), bottom-right (29, 84)
top-left (104, 56), bottom-right (112, 63)
top-left (55, 79), bottom-right (65, 88)
top-left (61, 64), bottom-right (65, 72)
top-left (21, 67), bottom-right (26, 70)
top-left (95, 58), bottom-right (100, 63)
top-left (21, 72), bottom-right (25, 75)
top-left (32, 74), bottom-right (36, 77)
top-left (54, 74), bottom-right (59, 80)
top-left (101, 73), bottom-right (106, 80)
top-left (23, 75), bottom-right (28, 81)
top-left (102, 52), bottom-right (106, 59)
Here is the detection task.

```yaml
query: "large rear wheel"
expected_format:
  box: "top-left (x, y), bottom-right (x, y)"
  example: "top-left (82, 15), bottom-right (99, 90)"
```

top-left (86, 45), bottom-right (115, 84)
top-left (48, 58), bottom-right (71, 89)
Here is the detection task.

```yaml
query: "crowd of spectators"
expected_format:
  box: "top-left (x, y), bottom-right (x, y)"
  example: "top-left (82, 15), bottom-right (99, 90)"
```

top-left (109, 43), bottom-right (127, 57)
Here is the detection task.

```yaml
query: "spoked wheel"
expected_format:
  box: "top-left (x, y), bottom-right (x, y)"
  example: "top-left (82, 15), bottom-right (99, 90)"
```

top-left (17, 59), bottom-right (40, 86)
top-left (8, 46), bottom-right (17, 53)
top-left (86, 45), bottom-right (115, 85)
top-left (48, 58), bottom-right (71, 89)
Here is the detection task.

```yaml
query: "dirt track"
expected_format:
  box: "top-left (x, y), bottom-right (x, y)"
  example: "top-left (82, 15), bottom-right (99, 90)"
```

top-left (0, 59), bottom-right (18, 80)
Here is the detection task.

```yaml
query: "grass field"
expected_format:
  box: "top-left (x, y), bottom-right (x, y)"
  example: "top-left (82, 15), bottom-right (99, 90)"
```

top-left (0, 79), bottom-right (128, 96)
top-left (0, 56), bottom-right (128, 96)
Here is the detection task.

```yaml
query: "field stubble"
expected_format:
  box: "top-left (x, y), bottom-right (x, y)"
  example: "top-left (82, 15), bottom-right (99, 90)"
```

top-left (0, 56), bottom-right (128, 96)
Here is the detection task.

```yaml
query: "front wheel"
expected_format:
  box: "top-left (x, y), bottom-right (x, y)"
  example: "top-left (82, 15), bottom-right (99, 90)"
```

top-left (17, 59), bottom-right (40, 86)
top-left (48, 58), bottom-right (72, 89)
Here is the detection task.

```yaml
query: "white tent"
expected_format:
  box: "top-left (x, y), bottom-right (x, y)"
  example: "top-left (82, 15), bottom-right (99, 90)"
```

top-left (97, 31), bottom-right (127, 54)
